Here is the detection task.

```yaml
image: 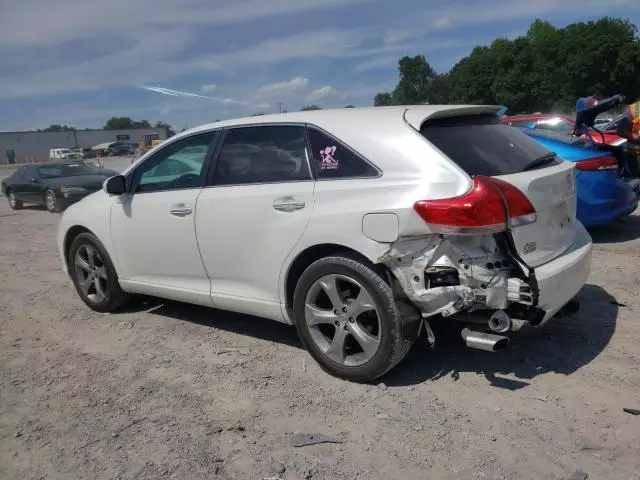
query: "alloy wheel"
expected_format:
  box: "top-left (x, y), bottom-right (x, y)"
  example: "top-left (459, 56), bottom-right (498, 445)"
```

top-left (8, 192), bottom-right (16, 208)
top-left (304, 274), bottom-right (382, 367)
top-left (46, 191), bottom-right (56, 211)
top-left (74, 244), bottom-right (108, 304)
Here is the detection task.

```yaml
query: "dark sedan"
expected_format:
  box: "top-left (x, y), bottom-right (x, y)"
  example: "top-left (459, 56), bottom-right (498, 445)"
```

top-left (2, 162), bottom-right (108, 213)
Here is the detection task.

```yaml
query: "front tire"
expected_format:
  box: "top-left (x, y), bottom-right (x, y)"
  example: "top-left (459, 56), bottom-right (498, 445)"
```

top-left (7, 190), bottom-right (23, 210)
top-left (68, 232), bottom-right (129, 312)
top-left (45, 189), bottom-right (62, 213)
top-left (293, 255), bottom-right (418, 382)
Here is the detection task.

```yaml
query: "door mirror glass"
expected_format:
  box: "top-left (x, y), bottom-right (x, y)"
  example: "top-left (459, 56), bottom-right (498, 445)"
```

top-left (104, 175), bottom-right (126, 195)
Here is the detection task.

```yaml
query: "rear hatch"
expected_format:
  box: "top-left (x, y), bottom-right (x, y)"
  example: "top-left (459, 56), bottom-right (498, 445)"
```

top-left (418, 112), bottom-right (577, 268)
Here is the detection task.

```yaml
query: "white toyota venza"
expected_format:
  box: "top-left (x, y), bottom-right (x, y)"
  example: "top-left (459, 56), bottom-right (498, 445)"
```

top-left (57, 106), bottom-right (592, 382)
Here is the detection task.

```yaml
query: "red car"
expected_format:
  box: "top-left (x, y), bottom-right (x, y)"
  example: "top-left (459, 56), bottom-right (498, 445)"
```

top-left (501, 114), bottom-right (625, 146)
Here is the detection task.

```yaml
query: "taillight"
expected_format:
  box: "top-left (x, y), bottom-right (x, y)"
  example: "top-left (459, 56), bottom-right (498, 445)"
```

top-left (575, 156), bottom-right (618, 171)
top-left (413, 176), bottom-right (536, 235)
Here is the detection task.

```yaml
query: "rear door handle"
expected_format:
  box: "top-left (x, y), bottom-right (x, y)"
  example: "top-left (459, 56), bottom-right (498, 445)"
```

top-left (273, 196), bottom-right (306, 212)
top-left (169, 203), bottom-right (193, 217)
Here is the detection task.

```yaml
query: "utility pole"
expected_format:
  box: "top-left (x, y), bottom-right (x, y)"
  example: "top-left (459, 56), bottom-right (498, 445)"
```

top-left (276, 102), bottom-right (284, 113)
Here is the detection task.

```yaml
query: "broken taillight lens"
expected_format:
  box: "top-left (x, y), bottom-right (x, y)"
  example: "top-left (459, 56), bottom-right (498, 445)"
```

top-left (413, 176), bottom-right (536, 234)
top-left (575, 156), bottom-right (618, 171)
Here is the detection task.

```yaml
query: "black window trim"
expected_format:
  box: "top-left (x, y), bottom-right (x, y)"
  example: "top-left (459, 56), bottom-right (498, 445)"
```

top-left (127, 129), bottom-right (222, 195)
top-left (204, 122), bottom-right (315, 188)
top-left (304, 123), bottom-right (382, 180)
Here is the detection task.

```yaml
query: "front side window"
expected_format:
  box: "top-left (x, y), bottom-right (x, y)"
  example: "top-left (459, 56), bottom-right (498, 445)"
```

top-left (212, 125), bottom-right (311, 186)
top-left (38, 163), bottom-right (93, 178)
top-left (307, 127), bottom-right (379, 179)
top-left (134, 132), bottom-right (216, 193)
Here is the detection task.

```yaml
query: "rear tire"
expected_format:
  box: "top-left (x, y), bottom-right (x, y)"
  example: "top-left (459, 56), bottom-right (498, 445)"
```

top-left (293, 255), bottom-right (418, 382)
top-left (7, 190), bottom-right (23, 210)
top-left (68, 232), bottom-right (129, 312)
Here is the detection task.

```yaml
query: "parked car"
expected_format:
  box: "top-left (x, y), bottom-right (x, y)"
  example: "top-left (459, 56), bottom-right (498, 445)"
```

top-left (49, 148), bottom-right (73, 161)
top-left (502, 114), bottom-right (625, 146)
top-left (519, 126), bottom-right (637, 226)
top-left (107, 142), bottom-right (137, 156)
top-left (2, 162), bottom-right (107, 213)
top-left (56, 106), bottom-right (592, 382)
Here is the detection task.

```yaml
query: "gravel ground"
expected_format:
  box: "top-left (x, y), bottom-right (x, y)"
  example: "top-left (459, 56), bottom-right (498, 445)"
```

top-left (1, 167), bottom-right (639, 479)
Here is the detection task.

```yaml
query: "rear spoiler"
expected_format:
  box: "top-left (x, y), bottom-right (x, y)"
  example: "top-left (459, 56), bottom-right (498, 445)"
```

top-left (403, 105), bottom-right (505, 131)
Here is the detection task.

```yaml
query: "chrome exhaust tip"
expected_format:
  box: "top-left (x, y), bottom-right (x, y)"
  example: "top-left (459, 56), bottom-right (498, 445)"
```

top-left (461, 328), bottom-right (509, 352)
top-left (488, 309), bottom-right (512, 333)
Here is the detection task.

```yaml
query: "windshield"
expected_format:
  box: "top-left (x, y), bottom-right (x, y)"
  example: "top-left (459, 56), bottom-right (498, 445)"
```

top-left (38, 163), bottom-right (94, 178)
top-left (421, 115), bottom-right (561, 176)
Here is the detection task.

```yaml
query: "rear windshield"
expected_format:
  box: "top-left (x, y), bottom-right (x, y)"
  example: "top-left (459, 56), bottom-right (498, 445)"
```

top-left (420, 115), bottom-right (560, 176)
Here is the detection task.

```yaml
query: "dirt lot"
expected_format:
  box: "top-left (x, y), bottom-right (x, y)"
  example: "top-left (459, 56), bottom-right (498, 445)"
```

top-left (1, 182), bottom-right (639, 479)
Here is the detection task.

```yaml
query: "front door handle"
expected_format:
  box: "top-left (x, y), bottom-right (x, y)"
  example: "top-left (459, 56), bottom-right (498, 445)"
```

top-left (273, 196), bottom-right (305, 212)
top-left (169, 203), bottom-right (193, 217)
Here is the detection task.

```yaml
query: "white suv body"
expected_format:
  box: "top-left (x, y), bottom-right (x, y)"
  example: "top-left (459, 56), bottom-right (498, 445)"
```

top-left (57, 105), bottom-right (592, 381)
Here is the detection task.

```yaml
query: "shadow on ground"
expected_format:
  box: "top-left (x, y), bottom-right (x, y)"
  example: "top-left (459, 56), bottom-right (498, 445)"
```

top-left (588, 213), bottom-right (640, 243)
top-left (384, 284), bottom-right (618, 388)
top-left (131, 299), bottom-right (303, 349)
top-left (123, 284), bottom-right (617, 389)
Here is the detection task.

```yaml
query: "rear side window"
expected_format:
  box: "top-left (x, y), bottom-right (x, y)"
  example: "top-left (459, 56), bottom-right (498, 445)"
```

top-left (212, 125), bottom-right (311, 186)
top-left (420, 115), bottom-right (560, 176)
top-left (307, 127), bottom-right (379, 179)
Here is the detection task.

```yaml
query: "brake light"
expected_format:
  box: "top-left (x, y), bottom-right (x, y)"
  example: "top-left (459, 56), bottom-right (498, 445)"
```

top-left (413, 176), bottom-right (536, 234)
top-left (575, 156), bottom-right (618, 171)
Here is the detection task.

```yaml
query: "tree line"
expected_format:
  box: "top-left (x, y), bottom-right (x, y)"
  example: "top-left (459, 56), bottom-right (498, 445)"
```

top-left (374, 17), bottom-right (640, 114)
top-left (42, 118), bottom-right (176, 137)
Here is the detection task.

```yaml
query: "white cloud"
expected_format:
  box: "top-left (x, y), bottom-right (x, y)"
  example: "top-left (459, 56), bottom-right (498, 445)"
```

top-left (140, 85), bottom-right (221, 100)
top-left (191, 28), bottom-right (379, 70)
top-left (256, 77), bottom-right (310, 97)
top-left (354, 56), bottom-right (398, 72)
top-left (222, 98), bottom-right (250, 106)
top-left (307, 86), bottom-right (334, 102)
top-left (253, 102), bottom-right (270, 110)
top-left (433, 18), bottom-right (454, 30)
top-left (383, 29), bottom-right (420, 45)
top-left (0, 0), bottom-right (374, 47)
top-left (200, 83), bottom-right (217, 93)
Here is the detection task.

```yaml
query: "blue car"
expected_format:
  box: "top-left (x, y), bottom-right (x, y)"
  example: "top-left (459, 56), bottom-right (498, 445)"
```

top-left (521, 127), bottom-right (638, 227)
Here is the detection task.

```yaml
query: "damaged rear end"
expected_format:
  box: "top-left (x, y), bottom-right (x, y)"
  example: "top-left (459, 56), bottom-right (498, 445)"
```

top-left (381, 107), bottom-right (592, 350)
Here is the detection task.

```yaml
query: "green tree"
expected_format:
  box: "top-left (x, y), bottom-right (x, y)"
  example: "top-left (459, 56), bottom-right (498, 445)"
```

top-left (392, 55), bottom-right (441, 104)
top-left (300, 105), bottom-right (322, 111)
top-left (43, 124), bottom-right (75, 132)
top-left (154, 121), bottom-right (176, 137)
top-left (104, 117), bottom-right (152, 129)
top-left (250, 112), bottom-right (266, 116)
top-left (345, 105), bottom-right (355, 108)
top-left (377, 17), bottom-right (640, 114)
top-left (373, 92), bottom-right (393, 106)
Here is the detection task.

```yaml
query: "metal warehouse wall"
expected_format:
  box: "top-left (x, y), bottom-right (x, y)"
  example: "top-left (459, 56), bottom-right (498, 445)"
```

top-left (0, 128), bottom-right (168, 164)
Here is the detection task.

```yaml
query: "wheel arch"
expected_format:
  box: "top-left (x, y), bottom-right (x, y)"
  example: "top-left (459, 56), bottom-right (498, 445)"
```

top-left (283, 243), bottom-right (388, 314)
top-left (63, 225), bottom-right (95, 268)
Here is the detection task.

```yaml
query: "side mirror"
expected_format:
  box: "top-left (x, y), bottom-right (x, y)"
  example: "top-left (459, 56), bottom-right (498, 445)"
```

top-left (104, 175), bottom-right (126, 195)
top-left (30, 177), bottom-right (39, 183)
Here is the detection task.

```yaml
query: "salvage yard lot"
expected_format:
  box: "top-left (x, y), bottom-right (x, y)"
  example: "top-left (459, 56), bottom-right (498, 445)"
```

top-left (1, 167), bottom-right (639, 479)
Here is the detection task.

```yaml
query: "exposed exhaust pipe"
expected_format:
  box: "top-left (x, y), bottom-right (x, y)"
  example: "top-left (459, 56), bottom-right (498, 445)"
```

top-left (461, 328), bottom-right (509, 352)
top-left (488, 309), bottom-right (512, 333)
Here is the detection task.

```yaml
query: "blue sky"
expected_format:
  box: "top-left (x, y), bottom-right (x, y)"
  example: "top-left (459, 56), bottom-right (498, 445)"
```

top-left (1, 0), bottom-right (638, 131)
